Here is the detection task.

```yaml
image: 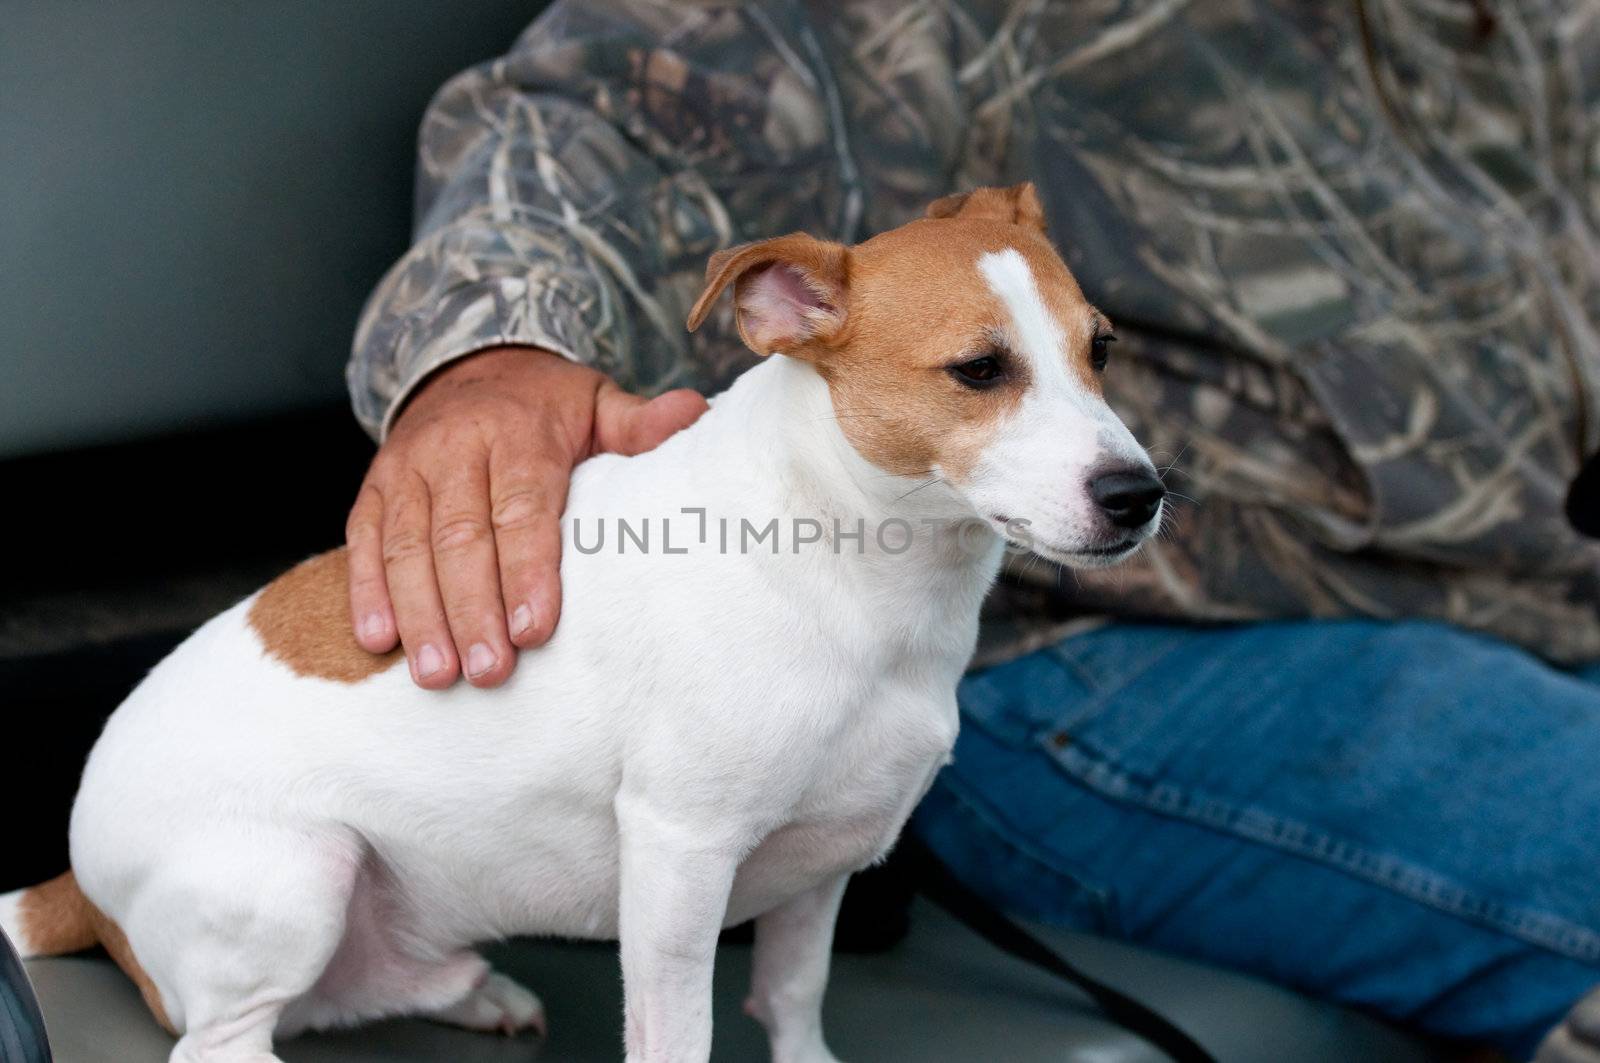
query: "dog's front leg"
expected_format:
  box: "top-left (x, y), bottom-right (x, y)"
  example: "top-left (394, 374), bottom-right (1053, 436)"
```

top-left (616, 794), bottom-right (741, 1063)
top-left (744, 874), bottom-right (848, 1063)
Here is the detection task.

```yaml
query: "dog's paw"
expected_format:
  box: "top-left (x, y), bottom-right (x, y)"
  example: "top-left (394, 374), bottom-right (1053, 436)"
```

top-left (741, 1004), bottom-right (843, 1063)
top-left (431, 970), bottom-right (547, 1037)
top-left (775, 1049), bottom-right (843, 1063)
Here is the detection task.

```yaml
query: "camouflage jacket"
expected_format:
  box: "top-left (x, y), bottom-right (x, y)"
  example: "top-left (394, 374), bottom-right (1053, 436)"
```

top-left (350, 0), bottom-right (1600, 665)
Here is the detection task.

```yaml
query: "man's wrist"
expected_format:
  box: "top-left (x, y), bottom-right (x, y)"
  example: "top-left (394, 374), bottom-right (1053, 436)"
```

top-left (426, 343), bottom-right (560, 384)
top-left (395, 345), bottom-right (561, 427)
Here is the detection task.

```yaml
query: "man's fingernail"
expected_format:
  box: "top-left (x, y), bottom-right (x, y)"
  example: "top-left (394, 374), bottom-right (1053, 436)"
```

top-left (415, 643), bottom-right (445, 678)
top-left (510, 604), bottom-right (534, 637)
top-left (360, 612), bottom-right (386, 641)
top-left (466, 642), bottom-right (497, 678)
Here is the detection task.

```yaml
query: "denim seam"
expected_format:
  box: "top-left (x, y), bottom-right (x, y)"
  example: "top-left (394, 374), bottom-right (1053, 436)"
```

top-left (957, 682), bottom-right (1036, 748)
top-left (936, 763), bottom-right (1120, 934)
top-left (961, 632), bottom-right (1189, 750)
top-left (1042, 631), bottom-right (1191, 711)
top-left (1042, 737), bottom-right (1600, 966)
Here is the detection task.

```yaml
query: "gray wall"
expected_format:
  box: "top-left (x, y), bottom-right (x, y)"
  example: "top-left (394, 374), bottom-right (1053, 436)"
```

top-left (1, 2), bottom-right (544, 457)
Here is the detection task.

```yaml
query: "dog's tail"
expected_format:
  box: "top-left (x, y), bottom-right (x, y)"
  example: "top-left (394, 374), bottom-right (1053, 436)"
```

top-left (0, 871), bottom-right (97, 959)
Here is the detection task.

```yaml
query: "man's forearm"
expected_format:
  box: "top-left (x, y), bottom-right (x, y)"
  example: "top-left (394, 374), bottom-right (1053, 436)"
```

top-left (347, 87), bottom-right (677, 440)
top-left (347, 9), bottom-right (742, 440)
top-left (345, 0), bottom-right (942, 441)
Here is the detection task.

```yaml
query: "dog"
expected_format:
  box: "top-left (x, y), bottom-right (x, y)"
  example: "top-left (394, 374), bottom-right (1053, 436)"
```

top-left (1, 182), bottom-right (1164, 1063)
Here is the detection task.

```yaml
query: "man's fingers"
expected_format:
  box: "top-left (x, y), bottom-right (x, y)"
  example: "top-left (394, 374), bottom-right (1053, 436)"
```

top-left (380, 474), bottom-right (460, 689)
top-left (346, 481), bottom-right (398, 653)
top-left (594, 386), bottom-right (709, 456)
top-left (429, 464), bottom-right (516, 688)
top-left (488, 447), bottom-right (568, 649)
top-left (358, 353), bottom-right (703, 688)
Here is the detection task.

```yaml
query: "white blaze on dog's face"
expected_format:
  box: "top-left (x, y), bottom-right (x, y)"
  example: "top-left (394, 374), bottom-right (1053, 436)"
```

top-left (686, 182), bottom-right (1164, 567)
top-left (960, 243), bottom-right (1161, 566)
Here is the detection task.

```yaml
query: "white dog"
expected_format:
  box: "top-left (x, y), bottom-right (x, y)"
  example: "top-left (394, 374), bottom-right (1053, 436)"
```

top-left (2, 183), bottom-right (1163, 1063)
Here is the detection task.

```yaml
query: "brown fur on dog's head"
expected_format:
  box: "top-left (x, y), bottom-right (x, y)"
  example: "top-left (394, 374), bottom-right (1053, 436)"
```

top-left (686, 183), bottom-right (1104, 482)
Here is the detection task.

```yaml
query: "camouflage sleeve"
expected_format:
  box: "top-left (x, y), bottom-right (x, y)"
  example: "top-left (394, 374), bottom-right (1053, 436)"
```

top-left (347, 0), bottom-right (922, 440)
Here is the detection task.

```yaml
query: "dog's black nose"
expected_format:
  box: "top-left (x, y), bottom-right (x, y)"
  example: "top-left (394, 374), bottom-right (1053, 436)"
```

top-left (1089, 469), bottom-right (1166, 529)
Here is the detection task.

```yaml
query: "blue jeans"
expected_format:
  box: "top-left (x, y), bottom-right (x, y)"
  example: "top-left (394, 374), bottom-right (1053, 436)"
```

top-left (911, 618), bottom-right (1600, 1057)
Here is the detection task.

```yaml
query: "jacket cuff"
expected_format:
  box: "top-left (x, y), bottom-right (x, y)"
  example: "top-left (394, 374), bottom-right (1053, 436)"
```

top-left (370, 276), bottom-right (593, 441)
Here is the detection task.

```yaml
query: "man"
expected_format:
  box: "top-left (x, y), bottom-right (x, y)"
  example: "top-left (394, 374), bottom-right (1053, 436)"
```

top-left (342, 2), bottom-right (1600, 1057)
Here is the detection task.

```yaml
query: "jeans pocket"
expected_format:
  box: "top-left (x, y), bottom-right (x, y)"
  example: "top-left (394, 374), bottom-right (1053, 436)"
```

top-left (958, 623), bottom-right (1196, 753)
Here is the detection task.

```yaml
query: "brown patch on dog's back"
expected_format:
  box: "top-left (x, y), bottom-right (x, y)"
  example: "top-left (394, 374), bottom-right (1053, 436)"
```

top-left (19, 872), bottom-right (176, 1034)
top-left (249, 549), bottom-right (402, 682)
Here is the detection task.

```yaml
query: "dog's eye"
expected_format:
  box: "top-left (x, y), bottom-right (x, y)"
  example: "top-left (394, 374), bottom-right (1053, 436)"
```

top-left (1090, 333), bottom-right (1116, 372)
top-left (949, 355), bottom-right (1005, 389)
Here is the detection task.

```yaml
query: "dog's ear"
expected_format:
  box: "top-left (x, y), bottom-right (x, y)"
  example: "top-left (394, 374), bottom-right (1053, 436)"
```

top-left (925, 182), bottom-right (1047, 234)
top-left (686, 233), bottom-right (850, 356)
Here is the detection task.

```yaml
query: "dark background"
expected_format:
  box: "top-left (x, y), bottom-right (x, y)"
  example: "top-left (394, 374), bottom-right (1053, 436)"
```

top-left (1, 2), bottom-right (547, 888)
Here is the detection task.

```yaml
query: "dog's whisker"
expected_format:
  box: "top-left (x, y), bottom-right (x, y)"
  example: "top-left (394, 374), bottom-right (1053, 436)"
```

top-left (1157, 442), bottom-right (1192, 479)
top-left (894, 477), bottom-right (945, 502)
top-left (811, 411), bottom-right (894, 423)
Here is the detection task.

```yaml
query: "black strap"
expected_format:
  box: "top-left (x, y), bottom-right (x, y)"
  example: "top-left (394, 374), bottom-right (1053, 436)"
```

top-left (903, 839), bottom-right (1218, 1063)
top-left (1568, 448), bottom-right (1600, 538)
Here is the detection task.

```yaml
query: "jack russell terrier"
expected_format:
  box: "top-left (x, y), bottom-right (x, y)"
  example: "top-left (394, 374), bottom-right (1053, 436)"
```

top-left (2, 183), bottom-right (1164, 1063)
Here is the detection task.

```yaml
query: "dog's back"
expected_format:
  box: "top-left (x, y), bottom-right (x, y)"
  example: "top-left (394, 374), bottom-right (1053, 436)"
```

top-left (62, 369), bottom-right (805, 934)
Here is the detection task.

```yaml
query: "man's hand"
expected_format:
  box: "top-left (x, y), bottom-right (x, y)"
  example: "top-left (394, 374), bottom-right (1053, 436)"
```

top-left (346, 346), bottom-right (708, 688)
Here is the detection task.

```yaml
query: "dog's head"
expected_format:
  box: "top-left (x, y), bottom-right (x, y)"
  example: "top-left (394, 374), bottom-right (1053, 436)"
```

top-left (687, 183), bottom-right (1162, 567)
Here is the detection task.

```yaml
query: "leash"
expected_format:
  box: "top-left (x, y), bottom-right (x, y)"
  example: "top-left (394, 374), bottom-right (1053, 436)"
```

top-left (902, 839), bottom-right (1219, 1063)
top-left (1569, 449), bottom-right (1599, 538)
